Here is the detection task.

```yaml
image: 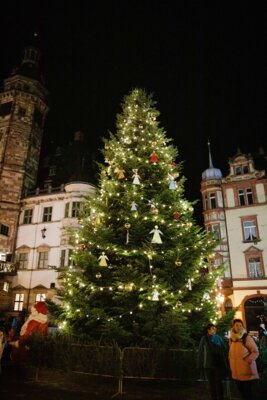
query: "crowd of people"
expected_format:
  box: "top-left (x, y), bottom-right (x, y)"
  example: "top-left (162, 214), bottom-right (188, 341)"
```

top-left (198, 318), bottom-right (266, 400)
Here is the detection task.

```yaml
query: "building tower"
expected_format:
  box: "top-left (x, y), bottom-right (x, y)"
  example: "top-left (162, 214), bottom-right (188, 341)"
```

top-left (0, 37), bottom-right (48, 263)
top-left (201, 141), bottom-right (231, 311)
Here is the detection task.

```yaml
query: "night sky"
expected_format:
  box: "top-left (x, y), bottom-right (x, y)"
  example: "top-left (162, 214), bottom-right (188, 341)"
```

top-left (1, 2), bottom-right (266, 223)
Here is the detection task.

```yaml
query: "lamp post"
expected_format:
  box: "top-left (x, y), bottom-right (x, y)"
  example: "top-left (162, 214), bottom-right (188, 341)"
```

top-left (41, 227), bottom-right (47, 239)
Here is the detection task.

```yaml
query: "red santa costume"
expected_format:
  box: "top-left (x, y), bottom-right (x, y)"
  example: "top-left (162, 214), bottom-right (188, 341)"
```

top-left (9, 301), bottom-right (48, 363)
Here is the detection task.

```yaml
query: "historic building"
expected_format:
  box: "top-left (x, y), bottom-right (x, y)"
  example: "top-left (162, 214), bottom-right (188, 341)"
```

top-left (4, 182), bottom-right (94, 315)
top-left (201, 145), bottom-right (267, 333)
top-left (0, 42), bottom-right (95, 318)
top-left (0, 41), bottom-right (48, 262)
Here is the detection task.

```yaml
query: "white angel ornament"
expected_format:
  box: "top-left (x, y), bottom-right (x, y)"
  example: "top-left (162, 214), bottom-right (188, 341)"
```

top-left (98, 252), bottom-right (109, 267)
top-left (131, 201), bottom-right (138, 211)
top-left (132, 169), bottom-right (141, 185)
top-left (150, 225), bottom-right (163, 244)
top-left (168, 173), bottom-right (177, 190)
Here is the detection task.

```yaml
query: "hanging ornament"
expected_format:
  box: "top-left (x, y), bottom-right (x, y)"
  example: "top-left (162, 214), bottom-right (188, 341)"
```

top-left (175, 260), bottom-right (182, 267)
top-left (125, 282), bottom-right (134, 292)
top-left (98, 252), bottom-right (109, 267)
top-left (95, 272), bottom-right (102, 279)
top-left (115, 167), bottom-right (125, 180)
top-left (132, 169), bottom-right (141, 185)
top-left (203, 292), bottom-right (210, 300)
top-left (172, 211), bottom-right (181, 220)
top-left (150, 205), bottom-right (159, 215)
top-left (124, 136), bottom-right (132, 144)
top-left (91, 213), bottom-right (101, 225)
top-left (188, 279), bottom-right (192, 291)
top-left (152, 289), bottom-right (159, 301)
top-left (149, 200), bottom-right (158, 215)
top-left (176, 301), bottom-right (182, 308)
top-left (169, 160), bottom-right (176, 169)
top-left (150, 225), bottom-right (163, 244)
top-left (79, 243), bottom-right (86, 251)
top-left (150, 151), bottom-right (159, 163)
top-left (172, 171), bottom-right (180, 179)
top-left (168, 173), bottom-right (177, 190)
top-left (131, 201), bottom-right (138, 211)
top-left (124, 223), bottom-right (131, 244)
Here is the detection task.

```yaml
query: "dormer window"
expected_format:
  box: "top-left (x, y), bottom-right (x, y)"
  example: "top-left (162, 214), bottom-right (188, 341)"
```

top-left (234, 165), bottom-right (249, 175)
top-left (235, 166), bottom-right (242, 175)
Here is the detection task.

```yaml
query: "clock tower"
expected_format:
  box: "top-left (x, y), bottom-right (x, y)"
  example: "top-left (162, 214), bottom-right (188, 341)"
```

top-left (0, 38), bottom-right (49, 260)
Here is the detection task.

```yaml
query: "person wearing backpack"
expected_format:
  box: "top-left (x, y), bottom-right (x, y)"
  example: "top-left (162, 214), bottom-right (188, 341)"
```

top-left (229, 319), bottom-right (259, 400)
top-left (198, 323), bottom-right (229, 400)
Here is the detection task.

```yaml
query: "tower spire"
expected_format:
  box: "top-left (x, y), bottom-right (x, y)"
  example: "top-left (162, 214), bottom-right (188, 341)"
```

top-left (207, 139), bottom-right (214, 168)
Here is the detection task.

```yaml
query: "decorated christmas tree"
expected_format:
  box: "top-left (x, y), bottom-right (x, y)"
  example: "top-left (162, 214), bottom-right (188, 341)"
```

top-left (54, 89), bottom-right (224, 347)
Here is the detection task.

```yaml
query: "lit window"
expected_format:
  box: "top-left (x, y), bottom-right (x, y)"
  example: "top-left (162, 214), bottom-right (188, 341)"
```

top-left (238, 188), bottom-right (253, 206)
top-left (242, 218), bottom-right (258, 241)
top-left (38, 251), bottom-right (48, 269)
top-left (23, 209), bottom-right (33, 224)
top-left (71, 202), bottom-right (81, 218)
top-left (43, 207), bottom-right (52, 222)
top-left (0, 224), bottom-right (9, 236)
top-left (18, 253), bottom-right (28, 269)
top-left (248, 257), bottom-right (263, 278)
top-left (35, 293), bottom-right (46, 302)
top-left (14, 293), bottom-right (24, 311)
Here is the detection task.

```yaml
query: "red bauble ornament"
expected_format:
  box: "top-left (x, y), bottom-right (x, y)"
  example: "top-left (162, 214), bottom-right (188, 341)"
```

top-left (172, 211), bottom-right (181, 220)
top-left (150, 151), bottom-right (159, 163)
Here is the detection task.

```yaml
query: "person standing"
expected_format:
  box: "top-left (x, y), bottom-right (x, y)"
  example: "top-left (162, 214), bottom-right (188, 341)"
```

top-left (229, 318), bottom-right (259, 400)
top-left (198, 323), bottom-right (229, 400)
top-left (9, 301), bottom-right (48, 364)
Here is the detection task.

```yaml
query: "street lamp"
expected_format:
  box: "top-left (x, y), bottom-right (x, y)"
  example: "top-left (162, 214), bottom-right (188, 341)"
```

top-left (41, 227), bottom-right (47, 239)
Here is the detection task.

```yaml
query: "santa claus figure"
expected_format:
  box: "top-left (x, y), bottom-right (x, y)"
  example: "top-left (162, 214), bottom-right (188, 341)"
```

top-left (9, 301), bottom-right (48, 363)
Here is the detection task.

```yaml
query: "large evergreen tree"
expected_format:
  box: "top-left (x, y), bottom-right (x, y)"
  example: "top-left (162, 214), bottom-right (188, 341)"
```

top-left (54, 89), bottom-right (223, 347)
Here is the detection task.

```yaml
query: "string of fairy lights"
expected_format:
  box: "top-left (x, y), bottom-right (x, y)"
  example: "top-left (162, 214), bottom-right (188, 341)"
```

top-left (60, 90), bottom-right (224, 329)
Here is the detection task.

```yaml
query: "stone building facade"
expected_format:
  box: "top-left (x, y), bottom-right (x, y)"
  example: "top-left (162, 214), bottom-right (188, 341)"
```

top-left (0, 43), bottom-right (48, 261)
top-left (201, 147), bottom-right (267, 333)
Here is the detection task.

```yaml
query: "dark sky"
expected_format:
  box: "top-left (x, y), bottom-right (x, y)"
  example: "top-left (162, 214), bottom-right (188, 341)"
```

top-left (1, 1), bottom-right (266, 222)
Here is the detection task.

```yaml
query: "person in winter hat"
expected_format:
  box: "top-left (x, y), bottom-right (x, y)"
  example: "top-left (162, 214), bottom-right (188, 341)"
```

top-left (229, 319), bottom-right (259, 400)
top-left (9, 302), bottom-right (48, 363)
